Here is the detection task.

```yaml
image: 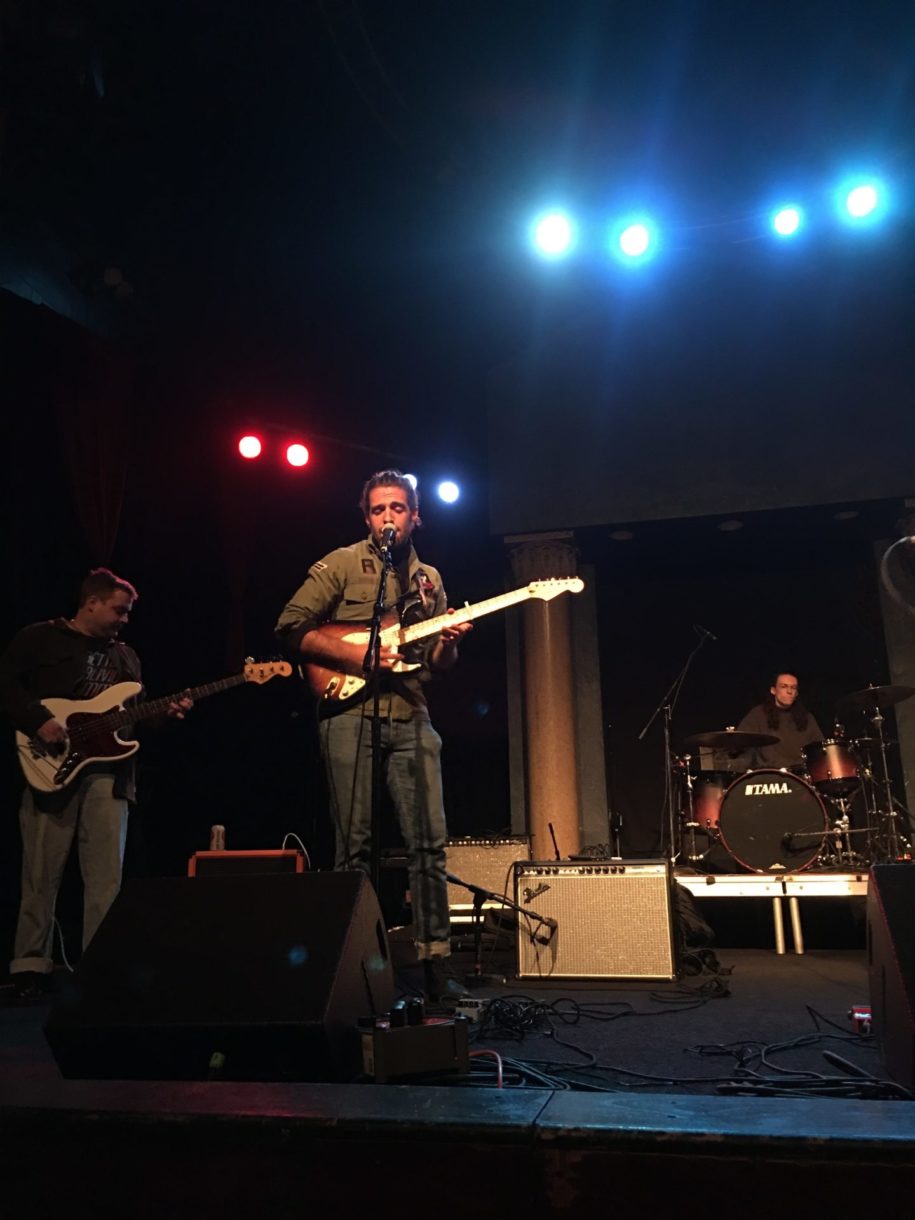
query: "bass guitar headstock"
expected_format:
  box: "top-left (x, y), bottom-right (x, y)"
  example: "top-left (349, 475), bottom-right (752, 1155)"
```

top-left (242, 659), bottom-right (293, 684)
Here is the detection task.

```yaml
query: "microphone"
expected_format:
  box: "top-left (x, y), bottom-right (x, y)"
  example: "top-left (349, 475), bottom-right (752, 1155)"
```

top-left (782, 832), bottom-right (794, 847)
top-left (533, 917), bottom-right (558, 945)
top-left (693, 624), bottom-right (718, 641)
top-left (380, 523), bottom-right (397, 550)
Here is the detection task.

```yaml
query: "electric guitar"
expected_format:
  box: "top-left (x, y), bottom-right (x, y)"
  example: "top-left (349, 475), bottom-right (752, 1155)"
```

top-left (305, 577), bottom-right (585, 702)
top-left (16, 659), bottom-right (292, 793)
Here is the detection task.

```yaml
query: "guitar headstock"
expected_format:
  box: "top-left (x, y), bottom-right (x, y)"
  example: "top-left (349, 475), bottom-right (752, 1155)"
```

top-left (528, 578), bottom-right (585, 600)
top-left (243, 660), bottom-right (293, 684)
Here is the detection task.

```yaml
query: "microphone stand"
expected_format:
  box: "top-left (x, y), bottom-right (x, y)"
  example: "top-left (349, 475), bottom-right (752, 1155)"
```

top-left (638, 632), bottom-right (710, 866)
top-left (446, 871), bottom-right (556, 987)
top-left (364, 538), bottom-right (395, 895)
top-left (603, 720), bottom-right (623, 859)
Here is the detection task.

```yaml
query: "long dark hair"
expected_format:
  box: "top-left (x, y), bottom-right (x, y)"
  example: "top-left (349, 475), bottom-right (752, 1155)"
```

top-left (764, 673), bottom-right (809, 732)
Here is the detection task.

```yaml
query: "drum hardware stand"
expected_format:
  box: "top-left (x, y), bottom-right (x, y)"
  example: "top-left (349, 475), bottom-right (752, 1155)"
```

top-left (816, 797), bottom-right (871, 868)
top-left (637, 630), bottom-right (712, 866)
top-left (867, 704), bottom-right (912, 862)
top-left (678, 756), bottom-right (707, 865)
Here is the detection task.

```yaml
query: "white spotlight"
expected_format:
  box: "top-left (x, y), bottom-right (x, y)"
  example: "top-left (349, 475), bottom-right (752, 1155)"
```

top-left (847, 185), bottom-right (878, 217)
top-left (531, 211), bottom-right (575, 258)
top-left (437, 480), bottom-right (460, 504)
top-left (772, 206), bottom-right (803, 236)
top-left (619, 223), bottom-right (651, 257)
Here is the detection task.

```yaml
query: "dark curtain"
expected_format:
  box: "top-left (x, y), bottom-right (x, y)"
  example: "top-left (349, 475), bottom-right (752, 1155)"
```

top-left (56, 326), bottom-right (135, 565)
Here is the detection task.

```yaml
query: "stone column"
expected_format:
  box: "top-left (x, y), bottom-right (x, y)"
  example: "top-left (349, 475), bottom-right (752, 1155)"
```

top-left (509, 536), bottom-right (581, 860)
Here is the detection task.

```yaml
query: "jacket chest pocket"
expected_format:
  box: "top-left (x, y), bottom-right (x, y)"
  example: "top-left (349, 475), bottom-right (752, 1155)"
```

top-left (341, 574), bottom-right (397, 613)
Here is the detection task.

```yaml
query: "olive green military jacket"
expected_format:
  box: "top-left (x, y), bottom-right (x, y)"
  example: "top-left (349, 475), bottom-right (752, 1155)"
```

top-left (276, 535), bottom-right (447, 719)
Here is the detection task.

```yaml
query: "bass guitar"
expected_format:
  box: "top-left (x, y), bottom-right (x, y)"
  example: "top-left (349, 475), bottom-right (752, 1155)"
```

top-left (16, 659), bottom-right (292, 793)
top-left (305, 577), bottom-right (584, 702)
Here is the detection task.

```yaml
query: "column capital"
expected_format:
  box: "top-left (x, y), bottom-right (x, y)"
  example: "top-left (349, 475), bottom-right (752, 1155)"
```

top-left (508, 535), bottom-right (578, 584)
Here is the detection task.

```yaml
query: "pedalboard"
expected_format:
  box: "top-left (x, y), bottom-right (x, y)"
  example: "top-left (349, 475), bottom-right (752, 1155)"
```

top-left (360, 999), bottom-right (470, 1083)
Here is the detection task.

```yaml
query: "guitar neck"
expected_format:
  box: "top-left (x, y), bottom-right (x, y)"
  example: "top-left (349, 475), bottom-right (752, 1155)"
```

top-left (104, 674), bottom-right (247, 731)
top-left (397, 586), bottom-right (541, 646)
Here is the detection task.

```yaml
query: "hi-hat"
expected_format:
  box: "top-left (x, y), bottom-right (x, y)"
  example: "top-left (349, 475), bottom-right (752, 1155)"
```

top-left (839, 684), bottom-right (915, 712)
top-left (684, 729), bottom-right (780, 750)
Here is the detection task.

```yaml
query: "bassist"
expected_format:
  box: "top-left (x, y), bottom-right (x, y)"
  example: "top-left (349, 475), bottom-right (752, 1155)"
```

top-left (0, 568), bottom-right (190, 1000)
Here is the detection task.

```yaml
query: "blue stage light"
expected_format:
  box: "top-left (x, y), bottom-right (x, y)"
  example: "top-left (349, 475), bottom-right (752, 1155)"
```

top-left (836, 177), bottom-right (888, 227)
top-left (771, 206), bottom-right (803, 237)
top-left (620, 223), bottom-right (651, 257)
top-left (609, 215), bottom-right (659, 264)
top-left (530, 211), bottom-right (576, 258)
top-left (846, 184), bottom-right (878, 217)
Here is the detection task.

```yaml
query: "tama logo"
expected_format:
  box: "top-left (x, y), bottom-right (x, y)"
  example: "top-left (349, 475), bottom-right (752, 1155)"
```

top-left (744, 780), bottom-right (790, 795)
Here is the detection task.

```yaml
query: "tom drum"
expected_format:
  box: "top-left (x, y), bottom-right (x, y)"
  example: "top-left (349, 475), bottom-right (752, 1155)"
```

top-left (803, 738), bottom-right (861, 796)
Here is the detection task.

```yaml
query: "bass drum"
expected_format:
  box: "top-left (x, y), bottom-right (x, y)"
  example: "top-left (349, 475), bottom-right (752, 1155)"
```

top-left (718, 769), bottom-right (828, 873)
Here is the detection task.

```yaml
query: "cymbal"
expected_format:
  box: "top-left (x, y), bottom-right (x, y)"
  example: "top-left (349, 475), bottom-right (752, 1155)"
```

top-left (839, 684), bottom-right (915, 712)
top-left (684, 729), bottom-right (780, 750)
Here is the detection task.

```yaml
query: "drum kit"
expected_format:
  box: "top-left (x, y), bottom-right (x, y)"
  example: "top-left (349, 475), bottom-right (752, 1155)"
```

top-left (675, 684), bottom-right (915, 873)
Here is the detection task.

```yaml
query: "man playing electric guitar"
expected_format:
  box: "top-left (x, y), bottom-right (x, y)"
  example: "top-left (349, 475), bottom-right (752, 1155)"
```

top-left (0, 568), bottom-right (191, 1000)
top-left (276, 470), bottom-right (473, 1004)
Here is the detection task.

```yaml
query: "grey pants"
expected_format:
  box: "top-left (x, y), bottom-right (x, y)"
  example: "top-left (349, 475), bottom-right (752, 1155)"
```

top-left (10, 772), bottom-right (129, 975)
top-left (320, 711), bottom-right (451, 956)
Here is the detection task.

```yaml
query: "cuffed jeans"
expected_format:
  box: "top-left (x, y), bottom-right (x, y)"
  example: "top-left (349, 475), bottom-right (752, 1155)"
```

top-left (10, 772), bottom-right (128, 975)
top-left (320, 711), bottom-right (451, 956)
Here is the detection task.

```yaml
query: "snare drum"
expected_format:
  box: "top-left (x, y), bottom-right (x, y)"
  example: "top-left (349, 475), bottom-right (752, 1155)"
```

top-left (803, 738), bottom-right (860, 795)
top-left (718, 769), bottom-right (828, 872)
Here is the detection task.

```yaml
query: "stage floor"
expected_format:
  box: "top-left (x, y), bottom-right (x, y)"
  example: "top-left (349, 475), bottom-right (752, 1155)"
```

top-left (0, 947), bottom-right (890, 1094)
top-left (3, 948), bottom-right (915, 1218)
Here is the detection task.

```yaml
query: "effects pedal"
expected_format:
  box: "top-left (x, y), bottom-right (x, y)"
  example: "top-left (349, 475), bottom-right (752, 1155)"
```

top-left (360, 1000), bottom-right (471, 1083)
top-left (849, 1004), bottom-right (871, 1035)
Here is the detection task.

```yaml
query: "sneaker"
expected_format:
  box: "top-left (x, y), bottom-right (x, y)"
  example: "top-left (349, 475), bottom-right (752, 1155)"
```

top-left (422, 958), bottom-right (471, 1004)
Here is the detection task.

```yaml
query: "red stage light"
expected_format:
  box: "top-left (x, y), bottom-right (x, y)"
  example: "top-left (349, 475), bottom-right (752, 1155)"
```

top-left (238, 434), bottom-right (263, 459)
top-left (285, 443), bottom-right (310, 468)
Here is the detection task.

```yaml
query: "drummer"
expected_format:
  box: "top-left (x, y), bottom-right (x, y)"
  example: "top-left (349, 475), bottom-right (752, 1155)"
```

top-left (733, 672), bottom-right (824, 771)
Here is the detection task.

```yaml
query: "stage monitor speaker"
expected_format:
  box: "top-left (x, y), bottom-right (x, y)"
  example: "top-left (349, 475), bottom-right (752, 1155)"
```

top-left (515, 861), bottom-right (677, 981)
top-left (867, 863), bottom-right (915, 1088)
top-left (446, 836), bottom-right (530, 914)
top-left (45, 872), bottom-right (394, 1082)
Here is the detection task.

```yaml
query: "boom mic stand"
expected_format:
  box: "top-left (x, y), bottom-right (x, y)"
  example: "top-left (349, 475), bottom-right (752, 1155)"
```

top-left (638, 631), bottom-right (711, 867)
top-left (446, 871), bottom-right (557, 987)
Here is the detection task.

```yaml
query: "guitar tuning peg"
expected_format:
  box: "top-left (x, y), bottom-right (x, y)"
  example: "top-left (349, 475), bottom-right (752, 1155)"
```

top-left (244, 655), bottom-right (254, 664)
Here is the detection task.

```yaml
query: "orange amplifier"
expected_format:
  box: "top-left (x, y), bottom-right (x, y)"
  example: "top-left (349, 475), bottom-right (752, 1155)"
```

top-left (187, 850), bottom-right (306, 877)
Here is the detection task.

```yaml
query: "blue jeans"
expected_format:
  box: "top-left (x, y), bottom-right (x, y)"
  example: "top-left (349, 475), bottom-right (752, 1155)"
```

top-left (320, 711), bottom-right (450, 956)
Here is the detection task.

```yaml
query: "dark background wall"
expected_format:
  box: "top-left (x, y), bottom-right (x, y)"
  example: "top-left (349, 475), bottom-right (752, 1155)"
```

top-left (488, 241), bottom-right (915, 536)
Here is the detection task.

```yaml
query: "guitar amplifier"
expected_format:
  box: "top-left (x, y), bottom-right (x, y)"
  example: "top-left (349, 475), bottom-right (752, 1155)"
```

top-left (515, 861), bottom-right (677, 981)
top-left (446, 837), bottom-right (531, 919)
top-left (188, 850), bottom-right (306, 877)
